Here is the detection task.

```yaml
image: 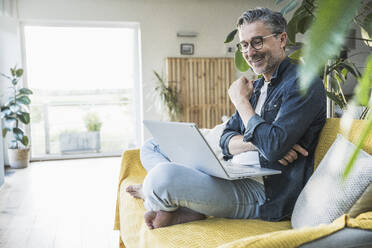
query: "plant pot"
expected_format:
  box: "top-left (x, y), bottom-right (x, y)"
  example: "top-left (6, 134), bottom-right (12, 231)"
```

top-left (59, 131), bottom-right (101, 153)
top-left (8, 148), bottom-right (30, 169)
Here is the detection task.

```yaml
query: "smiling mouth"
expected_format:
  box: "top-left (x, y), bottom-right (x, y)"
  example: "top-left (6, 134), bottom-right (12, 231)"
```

top-left (250, 55), bottom-right (265, 65)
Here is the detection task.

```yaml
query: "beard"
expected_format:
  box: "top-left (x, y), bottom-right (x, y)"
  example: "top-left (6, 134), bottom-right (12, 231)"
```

top-left (248, 51), bottom-right (280, 76)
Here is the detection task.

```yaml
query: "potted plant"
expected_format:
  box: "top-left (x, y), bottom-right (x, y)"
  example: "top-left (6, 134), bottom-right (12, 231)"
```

top-left (0, 66), bottom-right (33, 169)
top-left (153, 70), bottom-right (182, 121)
top-left (59, 112), bottom-right (102, 153)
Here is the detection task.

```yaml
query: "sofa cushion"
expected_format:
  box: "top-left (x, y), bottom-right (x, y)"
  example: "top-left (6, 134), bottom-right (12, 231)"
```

top-left (291, 134), bottom-right (372, 229)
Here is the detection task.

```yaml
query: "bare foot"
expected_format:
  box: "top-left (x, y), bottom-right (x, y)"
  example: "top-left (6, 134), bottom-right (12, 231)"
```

top-left (126, 184), bottom-right (144, 199)
top-left (144, 208), bottom-right (206, 229)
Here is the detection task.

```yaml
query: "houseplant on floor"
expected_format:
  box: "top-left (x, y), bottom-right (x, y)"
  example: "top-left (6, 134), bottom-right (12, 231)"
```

top-left (0, 66), bottom-right (33, 169)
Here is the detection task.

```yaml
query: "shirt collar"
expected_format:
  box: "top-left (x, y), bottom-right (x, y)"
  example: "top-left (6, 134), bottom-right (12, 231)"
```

top-left (269, 56), bottom-right (291, 86)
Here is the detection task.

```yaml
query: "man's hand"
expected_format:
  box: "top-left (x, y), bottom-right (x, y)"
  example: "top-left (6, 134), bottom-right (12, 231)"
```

top-left (278, 144), bottom-right (308, 166)
top-left (228, 76), bottom-right (254, 108)
top-left (228, 76), bottom-right (255, 125)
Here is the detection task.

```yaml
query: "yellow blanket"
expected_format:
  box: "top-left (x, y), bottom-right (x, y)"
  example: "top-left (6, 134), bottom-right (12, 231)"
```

top-left (114, 149), bottom-right (372, 248)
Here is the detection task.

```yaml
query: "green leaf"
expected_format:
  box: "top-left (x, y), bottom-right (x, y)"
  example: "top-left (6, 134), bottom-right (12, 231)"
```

top-left (343, 111), bottom-right (372, 179)
top-left (16, 112), bottom-right (30, 124)
top-left (18, 88), bottom-right (33, 95)
top-left (297, 15), bottom-right (313, 34)
top-left (299, 0), bottom-right (363, 93)
top-left (281, 0), bottom-right (299, 15)
top-left (15, 69), bottom-right (23, 77)
top-left (2, 128), bottom-right (10, 138)
top-left (224, 29), bottom-right (238, 44)
top-left (16, 95), bottom-right (31, 105)
top-left (361, 26), bottom-right (372, 47)
top-left (12, 78), bottom-right (18, 85)
top-left (288, 48), bottom-right (302, 62)
top-left (10, 68), bottom-right (16, 76)
top-left (234, 49), bottom-right (250, 72)
top-left (362, 13), bottom-right (372, 38)
top-left (338, 61), bottom-right (361, 78)
top-left (325, 91), bottom-right (346, 109)
top-left (13, 127), bottom-right (24, 141)
top-left (355, 54), bottom-right (372, 106)
top-left (22, 136), bottom-right (29, 146)
top-left (0, 107), bottom-right (11, 118)
top-left (287, 18), bottom-right (298, 44)
top-left (341, 68), bottom-right (348, 79)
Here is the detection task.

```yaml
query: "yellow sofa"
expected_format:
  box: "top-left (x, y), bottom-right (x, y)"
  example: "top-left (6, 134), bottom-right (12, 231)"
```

top-left (114, 118), bottom-right (372, 248)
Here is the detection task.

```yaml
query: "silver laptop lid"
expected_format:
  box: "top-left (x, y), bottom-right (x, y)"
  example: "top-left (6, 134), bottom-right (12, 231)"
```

top-left (143, 120), bottom-right (229, 178)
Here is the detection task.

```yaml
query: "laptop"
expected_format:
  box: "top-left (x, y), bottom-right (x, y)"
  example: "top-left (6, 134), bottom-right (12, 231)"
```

top-left (143, 120), bottom-right (281, 180)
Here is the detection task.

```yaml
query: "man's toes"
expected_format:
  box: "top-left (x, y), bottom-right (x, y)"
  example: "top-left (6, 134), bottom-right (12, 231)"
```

top-left (144, 211), bottom-right (156, 229)
top-left (126, 185), bottom-right (135, 192)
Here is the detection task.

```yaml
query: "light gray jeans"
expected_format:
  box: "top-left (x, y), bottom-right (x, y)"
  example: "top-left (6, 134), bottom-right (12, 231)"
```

top-left (140, 138), bottom-right (266, 219)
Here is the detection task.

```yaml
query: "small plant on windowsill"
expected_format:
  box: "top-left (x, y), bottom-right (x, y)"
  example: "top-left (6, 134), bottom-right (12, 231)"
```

top-left (59, 113), bottom-right (102, 154)
top-left (0, 66), bottom-right (33, 169)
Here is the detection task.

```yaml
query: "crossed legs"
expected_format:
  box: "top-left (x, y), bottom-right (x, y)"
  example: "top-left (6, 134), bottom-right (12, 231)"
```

top-left (126, 138), bottom-right (266, 229)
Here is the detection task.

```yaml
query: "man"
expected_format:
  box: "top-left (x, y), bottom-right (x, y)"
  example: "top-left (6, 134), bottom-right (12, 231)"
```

top-left (127, 7), bottom-right (326, 229)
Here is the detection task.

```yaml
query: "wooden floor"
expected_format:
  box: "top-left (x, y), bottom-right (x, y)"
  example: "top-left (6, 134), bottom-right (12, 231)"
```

top-left (0, 157), bottom-right (122, 248)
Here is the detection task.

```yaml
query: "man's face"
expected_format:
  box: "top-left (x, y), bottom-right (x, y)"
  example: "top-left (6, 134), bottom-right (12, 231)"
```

top-left (238, 21), bottom-right (286, 78)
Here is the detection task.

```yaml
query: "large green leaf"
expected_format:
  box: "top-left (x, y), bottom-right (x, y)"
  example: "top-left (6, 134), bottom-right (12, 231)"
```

top-left (297, 15), bottom-right (313, 34)
top-left (16, 95), bottom-right (31, 105)
top-left (355, 54), bottom-right (372, 106)
top-left (18, 88), bottom-right (33, 95)
top-left (299, 0), bottom-right (363, 93)
top-left (287, 18), bottom-right (298, 44)
top-left (234, 50), bottom-right (250, 72)
top-left (16, 112), bottom-right (30, 124)
top-left (224, 29), bottom-right (237, 44)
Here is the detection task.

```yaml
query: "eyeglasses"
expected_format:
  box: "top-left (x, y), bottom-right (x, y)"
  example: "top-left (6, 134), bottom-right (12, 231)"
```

top-left (237, 33), bottom-right (279, 53)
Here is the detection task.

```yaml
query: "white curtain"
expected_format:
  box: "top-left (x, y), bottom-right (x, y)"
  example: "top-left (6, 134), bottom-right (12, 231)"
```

top-left (0, 0), bottom-right (18, 18)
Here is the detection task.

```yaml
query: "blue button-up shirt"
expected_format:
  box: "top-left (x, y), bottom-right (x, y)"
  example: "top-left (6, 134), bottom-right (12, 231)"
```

top-left (220, 57), bottom-right (326, 221)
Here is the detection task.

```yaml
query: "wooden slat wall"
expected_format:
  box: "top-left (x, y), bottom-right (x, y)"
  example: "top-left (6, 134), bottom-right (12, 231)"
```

top-left (167, 57), bottom-right (235, 128)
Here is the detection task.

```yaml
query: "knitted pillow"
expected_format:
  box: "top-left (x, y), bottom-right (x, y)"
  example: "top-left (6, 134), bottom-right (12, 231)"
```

top-left (291, 134), bottom-right (372, 229)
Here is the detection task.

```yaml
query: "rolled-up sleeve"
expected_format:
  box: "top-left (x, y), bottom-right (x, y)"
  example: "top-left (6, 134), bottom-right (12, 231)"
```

top-left (242, 78), bottom-right (326, 163)
top-left (219, 111), bottom-right (243, 160)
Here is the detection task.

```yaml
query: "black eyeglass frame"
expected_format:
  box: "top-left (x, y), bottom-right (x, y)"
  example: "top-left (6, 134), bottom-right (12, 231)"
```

top-left (236, 33), bottom-right (281, 53)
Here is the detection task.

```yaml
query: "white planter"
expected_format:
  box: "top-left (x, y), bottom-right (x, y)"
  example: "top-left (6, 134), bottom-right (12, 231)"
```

top-left (8, 148), bottom-right (30, 169)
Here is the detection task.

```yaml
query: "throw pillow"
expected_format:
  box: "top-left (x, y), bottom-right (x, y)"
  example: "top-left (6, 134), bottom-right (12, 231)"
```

top-left (291, 134), bottom-right (372, 229)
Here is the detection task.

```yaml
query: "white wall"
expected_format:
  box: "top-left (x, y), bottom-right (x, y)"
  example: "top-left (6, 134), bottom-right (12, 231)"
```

top-left (16, 0), bottom-right (281, 141)
top-left (0, 16), bottom-right (23, 166)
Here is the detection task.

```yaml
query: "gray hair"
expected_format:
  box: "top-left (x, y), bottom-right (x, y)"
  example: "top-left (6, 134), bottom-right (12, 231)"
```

top-left (237, 7), bottom-right (287, 34)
